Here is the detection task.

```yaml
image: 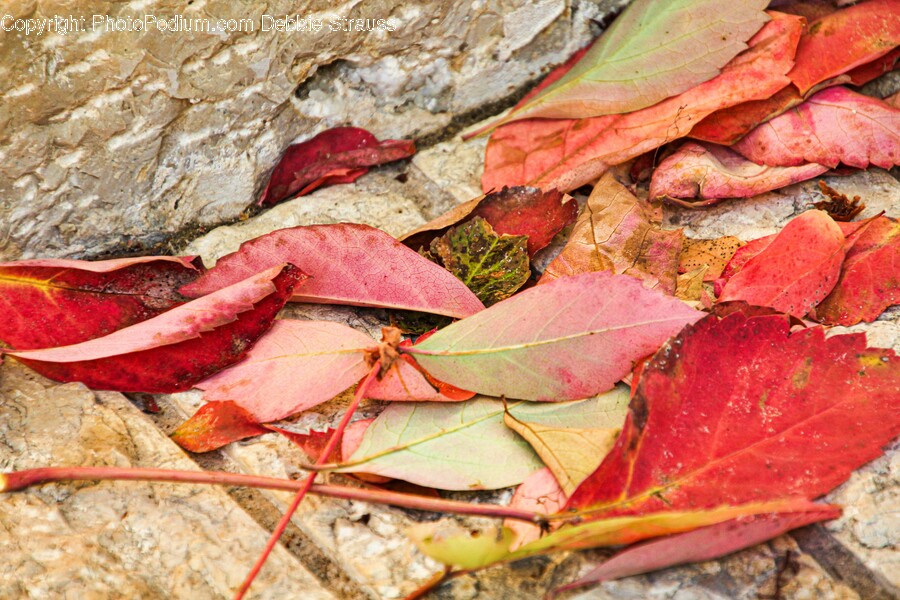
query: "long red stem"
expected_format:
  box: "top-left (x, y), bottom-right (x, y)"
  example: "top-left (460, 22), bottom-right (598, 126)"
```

top-left (0, 466), bottom-right (543, 522)
top-left (234, 362), bottom-right (382, 599)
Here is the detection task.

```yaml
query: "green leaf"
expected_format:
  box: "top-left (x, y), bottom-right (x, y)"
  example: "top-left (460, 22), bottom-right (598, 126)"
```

top-left (428, 217), bottom-right (530, 307)
top-left (408, 523), bottom-right (518, 570)
top-left (336, 392), bottom-right (625, 490)
top-left (486, 0), bottom-right (769, 128)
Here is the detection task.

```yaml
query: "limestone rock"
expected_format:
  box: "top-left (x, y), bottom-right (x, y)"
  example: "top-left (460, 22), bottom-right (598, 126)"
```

top-left (0, 361), bottom-right (333, 600)
top-left (0, 0), bottom-right (623, 261)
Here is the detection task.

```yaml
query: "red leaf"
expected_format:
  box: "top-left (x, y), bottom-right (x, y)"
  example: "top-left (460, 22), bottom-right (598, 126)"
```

top-left (0, 256), bottom-right (201, 350)
top-left (688, 86), bottom-right (804, 145)
top-left (259, 127), bottom-right (415, 206)
top-left (788, 0), bottom-right (900, 95)
top-left (556, 505), bottom-right (840, 591)
top-left (402, 187), bottom-right (577, 257)
top-left (8, 264), bottom-right (302, 392)
top-left (482, 11), bottom-right (803, 192)
top-left (733, 87), bottom-right (900, 169)
top-left (717, 210), bottom-right (844, 318)
top-left (171, 401), bottom-right (269, 453)
top-left (182, 223), bottom-right (484, 318)
top-left (650, 142), bottom-right (828, 203)
top-left (567, 311), bottom-right (900, 513)
top-left (814, 216), bottom-right (900, 325)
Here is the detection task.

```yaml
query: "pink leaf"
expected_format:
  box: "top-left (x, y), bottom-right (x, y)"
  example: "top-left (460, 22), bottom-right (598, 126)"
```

top-left (182, 223), bottom-right (484, 318)
top-left (259, 127), bottom-right (415, 206)
top-left (733, 87), bottom-right (900, 169)
top-left (197, 320), bottom-right (374, 423)
top-left (650, 142), bottom-right (828, 203)
top-left (555, 505), bottom-right (840, 592)
top-left (505, 468), bottom-right (567, 550)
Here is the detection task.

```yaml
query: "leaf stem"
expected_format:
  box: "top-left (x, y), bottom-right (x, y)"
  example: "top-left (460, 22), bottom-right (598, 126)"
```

top-left (234, 361), bottom-right (383, 599)
top-left (1, 466), bottom-right (545, 522)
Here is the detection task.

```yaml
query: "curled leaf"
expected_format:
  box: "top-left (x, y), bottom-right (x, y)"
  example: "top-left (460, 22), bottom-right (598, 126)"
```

top-left (0, 256), bottom-right (201, 350)
top-left (260, 127), bottom-right (415, 206)
top-left (8, 265), bottom-right (302, 392)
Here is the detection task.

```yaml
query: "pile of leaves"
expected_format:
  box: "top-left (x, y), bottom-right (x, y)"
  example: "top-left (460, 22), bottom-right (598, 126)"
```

top-left (2, 1), bottom-right (899, 598)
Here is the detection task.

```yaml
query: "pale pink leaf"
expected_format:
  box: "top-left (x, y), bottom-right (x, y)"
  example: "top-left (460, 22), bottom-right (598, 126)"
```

top-left (182, 223), bottom-right (484, 318)
top-left (505, 468), bottom-right (567, 551)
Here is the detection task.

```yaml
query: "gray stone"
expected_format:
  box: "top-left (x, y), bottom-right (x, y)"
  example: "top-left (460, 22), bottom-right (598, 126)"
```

top-left (0, 361), bottom-right (333, 599)
top-left (0, 0), bottom-right (622, 261)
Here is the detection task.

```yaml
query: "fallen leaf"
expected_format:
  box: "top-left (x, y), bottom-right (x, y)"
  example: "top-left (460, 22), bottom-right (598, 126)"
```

top-left (402, 187), bottom-right (577, 257)
top-left (412, 498), bottom-right (830, 569)
top-left (813, 180), bottom-right (865, 221)
top-left (554, 506), bottom-right (841, 593)
top-left (259, 127), bottom-right (415, 206)
top-left (426, 217), bottom-right (530, 306)
top-left (0, 256), bottom-right (201, 350)
top-left (338, 397), bottom-right (554, 489)
top-left (674, 267), bottom-right (709, 305)
top-left (567, 311), bottom-right (900, 514)
top-left (814, 216), bottom-right (900, 325)
top-left (504, 468), bottom-right (566, 550)
top-left (476, 0), bottom-right (769, 128)
top-left (732, 87), bottom-right (900, 169)
top-left (366, 347), bottom-right (475, 403)
top-left (716, 210), bottom-right (844, 317)
top-left (503, 385), bottom-right (628, 495)
top-left (788, 0), bottom-right (900, 95)
top-left (541, 173), bottom-right (683, 293)
top-left (679, 236), bottom-right (743, 281)
top-left (8, 264), bottom-right (302, 392)
top-left (196, 319), bottom-right (374, 423)
top-left (482, 11), bottom-right (804, 192)
top-left (403, 271), bottom-right (702, 401)
top-left (650, 142), bottom-right (829, 203)
top-left (688, 86), bottom-right (805, 145)
top-left (181, 223), bottom-right (484, 319)
top-left (171, 401), bottom-right (269, 453)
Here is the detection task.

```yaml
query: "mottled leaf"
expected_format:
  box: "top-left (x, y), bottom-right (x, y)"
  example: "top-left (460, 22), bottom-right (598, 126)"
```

top-left (476, 0), bottom-right (769, 128)
top-left (733, 87), bottom-right (900, 169)
top-left (0, 256), bottom-right (201, 350)
top-left (541, 173), bottom-right (683, 293)
top-left (555, 506), bottom-right (841, 592)
top-left (503, 385), bottom-right (628, 495)
top-left (788, 0), bottom-right (900, 95)
top-left (182, 223), bottom-right (484, 318)
top-left (403, 271), bottom-right (702, 401)
top-left (679, 236), bottom-right (743, 281)
top-left (567, 311), bottom-right (900, 514)
top-left (482, 12), bottom-right (804, 192)
top-left (674, 267), bottom-right (709, 306)
top-left (259, 127), bottom-right (415, 206)
top-left (427, 217), bottom-right (530, 306)
top-left (402, 187), bottom-right (577, 257)
top-left (8, 265), bottom-right (302, 392)
top-left (338, 394), bottom-right (623, 490)
top-left (650, 142), bottom-right (828, 203)
top-left (814, 216), bottom-right (900, 325)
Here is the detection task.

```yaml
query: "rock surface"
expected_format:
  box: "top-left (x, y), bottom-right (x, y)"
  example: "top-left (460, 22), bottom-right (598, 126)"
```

top-left (0, 0), bottom-right (626, 261)
top-left (0, 361), bottom-right (333, 599)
